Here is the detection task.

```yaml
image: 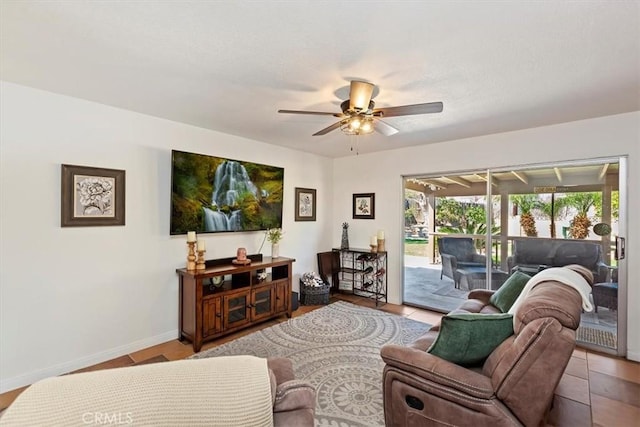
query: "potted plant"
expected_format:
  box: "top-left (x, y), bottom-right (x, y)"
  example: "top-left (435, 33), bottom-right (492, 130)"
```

top-left (267, 228), bottom-right (283, 258)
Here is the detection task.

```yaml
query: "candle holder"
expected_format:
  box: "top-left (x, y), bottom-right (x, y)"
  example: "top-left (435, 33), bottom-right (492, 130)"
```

top-left (196, 250), bottom-right (206, 270)
top-left (370, 244), bottom-right (378, 253)
top-left (186, 241), bottom-right (196, 271)
top-left (377, 238), bottom-right (385, 252)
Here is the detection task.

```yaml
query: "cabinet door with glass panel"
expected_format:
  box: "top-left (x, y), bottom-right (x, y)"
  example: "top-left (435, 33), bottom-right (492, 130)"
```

top-left (251, 284), bottom-right (275, 321)
top-left (223, 290), bottom-right (251, 330)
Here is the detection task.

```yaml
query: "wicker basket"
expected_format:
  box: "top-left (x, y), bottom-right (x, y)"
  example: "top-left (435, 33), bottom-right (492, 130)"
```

top-left (300, 280), bottom-right (331, 305)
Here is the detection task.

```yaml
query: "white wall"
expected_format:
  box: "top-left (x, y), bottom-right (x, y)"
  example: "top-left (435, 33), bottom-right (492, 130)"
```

top-left (2, 82), bottom-right (637, 393)
top-left (333, 111), bottom-right (640, 361)
top-left (0, 82), bottom-right (333, 392)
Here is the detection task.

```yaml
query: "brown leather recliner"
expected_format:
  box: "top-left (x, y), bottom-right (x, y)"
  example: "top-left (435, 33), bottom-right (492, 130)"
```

top-left (268, 357), bottom-right (317, 426)
top-left (381, 266), bottom-right (591, 427)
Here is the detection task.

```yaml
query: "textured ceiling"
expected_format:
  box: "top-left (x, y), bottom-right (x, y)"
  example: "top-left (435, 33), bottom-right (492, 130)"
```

top-left (1, 1), bottom-right (638, 158)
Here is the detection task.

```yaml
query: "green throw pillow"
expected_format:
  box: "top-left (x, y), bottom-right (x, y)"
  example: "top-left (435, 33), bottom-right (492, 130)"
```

top-left (427, 313), bottom-right (514, 366)
top-left (490, 271), bottom-right (531, 312)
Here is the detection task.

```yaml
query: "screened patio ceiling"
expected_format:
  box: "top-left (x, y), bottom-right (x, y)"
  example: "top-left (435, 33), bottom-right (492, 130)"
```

top-left (406, 163), bottom-right (619, 197)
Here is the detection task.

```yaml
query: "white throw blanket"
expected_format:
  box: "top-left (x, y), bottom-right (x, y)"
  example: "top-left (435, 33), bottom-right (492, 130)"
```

top-left (0, 355), bottom-right (274, 427)
top-left (508, 267), bottom-right (593, 321)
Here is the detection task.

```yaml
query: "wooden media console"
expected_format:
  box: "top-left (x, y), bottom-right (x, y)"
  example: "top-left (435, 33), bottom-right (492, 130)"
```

top-left (176, 255), bottom-right (295, 352)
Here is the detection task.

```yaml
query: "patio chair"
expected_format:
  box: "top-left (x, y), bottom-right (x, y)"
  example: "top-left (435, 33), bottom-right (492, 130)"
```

top-left (593, 267), bottom-right (618, 313)
top-left (437, 237), bottom-right (487, 285)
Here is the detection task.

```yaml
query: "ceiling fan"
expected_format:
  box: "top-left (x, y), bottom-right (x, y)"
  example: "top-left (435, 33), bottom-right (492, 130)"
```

top-left (278, 80), bottom-right (443, 136)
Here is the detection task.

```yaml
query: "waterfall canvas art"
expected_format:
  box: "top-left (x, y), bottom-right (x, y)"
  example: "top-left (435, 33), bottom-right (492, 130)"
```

top-left (170, 150), bottom-right (284, 234)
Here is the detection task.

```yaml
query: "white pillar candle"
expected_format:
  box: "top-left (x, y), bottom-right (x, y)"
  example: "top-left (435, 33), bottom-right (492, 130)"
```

top-left (197, 240), bottom-right (206, 251)
top-left (187, 231), bottom-right (196, 242)
top-left (370, 235), bottom-right (378, 245)
top-left (377, 230), bottom-right (385, 240)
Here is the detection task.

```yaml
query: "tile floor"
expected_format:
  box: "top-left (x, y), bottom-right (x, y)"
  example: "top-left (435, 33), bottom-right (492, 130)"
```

top-left (1, 294), bottom-right (638, 426)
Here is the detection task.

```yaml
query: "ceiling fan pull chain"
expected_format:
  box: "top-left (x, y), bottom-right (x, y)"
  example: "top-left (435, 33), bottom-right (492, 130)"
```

top-left (349, 134), bottom-right (359, 155)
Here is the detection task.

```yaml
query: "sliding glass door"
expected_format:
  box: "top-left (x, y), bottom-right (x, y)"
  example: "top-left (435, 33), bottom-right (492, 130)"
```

top-left (404, 170), bottom-right (495, 313)
top-left (402, 157), bottom-right (626, 355)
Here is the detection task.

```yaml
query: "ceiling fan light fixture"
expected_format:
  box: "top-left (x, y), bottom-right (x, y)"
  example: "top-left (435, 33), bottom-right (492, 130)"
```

top-left (340, 116), bottom-right (374, 135)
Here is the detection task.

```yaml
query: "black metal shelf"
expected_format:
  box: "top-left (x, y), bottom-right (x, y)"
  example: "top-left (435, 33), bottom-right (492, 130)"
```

top-left (333, 248), bottom-right (387, 306)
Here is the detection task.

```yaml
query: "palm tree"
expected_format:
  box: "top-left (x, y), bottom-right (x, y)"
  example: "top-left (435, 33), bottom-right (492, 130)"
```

top-left (564, 192), bottom-right (600, 239)
top-left (538, 194), bottom-right (569, 238)
top-left (510, 194), bottom-right (539, 237)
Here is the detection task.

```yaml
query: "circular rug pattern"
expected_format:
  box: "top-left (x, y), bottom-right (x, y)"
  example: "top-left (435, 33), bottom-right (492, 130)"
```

top-left (190, 301), bottom-right (431, 427)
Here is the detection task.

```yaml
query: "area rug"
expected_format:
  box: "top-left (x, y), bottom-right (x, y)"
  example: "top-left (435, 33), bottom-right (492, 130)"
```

top-left (190, 301), bottom-right (431, 427)
top-left (577, 325), bottom-right (617, 348)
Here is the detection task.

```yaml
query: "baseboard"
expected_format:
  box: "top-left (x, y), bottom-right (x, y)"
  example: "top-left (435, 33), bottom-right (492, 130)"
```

top-left (626, 349), bottom-right (640, 362)
top-left (0, 329), bottom-right (179, 393)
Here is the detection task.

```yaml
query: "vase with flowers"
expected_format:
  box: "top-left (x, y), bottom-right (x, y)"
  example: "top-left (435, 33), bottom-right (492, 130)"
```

top-left (266, 228), bottom-right (283, 258)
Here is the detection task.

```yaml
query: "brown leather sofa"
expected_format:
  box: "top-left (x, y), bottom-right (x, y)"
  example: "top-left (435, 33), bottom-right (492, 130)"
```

top-left (381, 265), bottom-right (591, 427)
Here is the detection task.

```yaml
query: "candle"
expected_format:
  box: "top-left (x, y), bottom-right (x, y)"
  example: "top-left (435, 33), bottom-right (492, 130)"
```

top-left (187, 231), bottom-right (196, 242)
top-left (197, 240), bottom-right (206, 251)
top-left (377, 230), bottom-right (385, 240)
top-left (370, 235), bottom-right (378, 245)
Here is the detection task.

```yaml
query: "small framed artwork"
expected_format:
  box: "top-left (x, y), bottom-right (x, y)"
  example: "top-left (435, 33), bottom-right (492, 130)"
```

top-left (295, 187), bottom-right (316, 221)
top-left (353, 193), bottom-right (375, 219)
top-left (61, 164), bottom-right (126, 227)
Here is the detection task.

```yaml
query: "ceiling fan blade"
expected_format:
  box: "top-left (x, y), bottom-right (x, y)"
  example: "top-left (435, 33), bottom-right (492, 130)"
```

top-left (313, 120), bottom-right (343, 136)
top-left (374, 119), bottom-right (399, 136)
top-left (349, 81), bottom-right (375, 111)
top-left (278, 109), bottom-right (338, 116)
top-left (374, 102), bottom-right (443, 117)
